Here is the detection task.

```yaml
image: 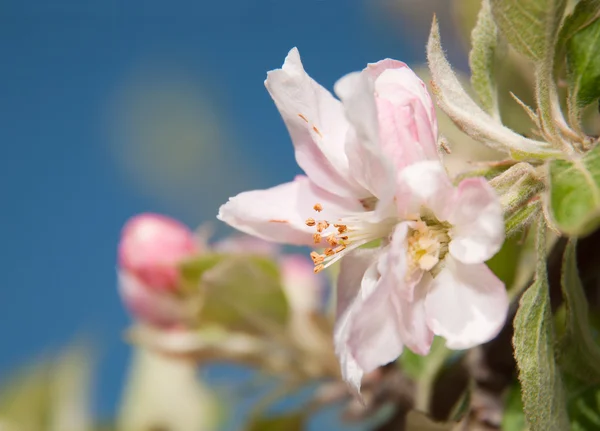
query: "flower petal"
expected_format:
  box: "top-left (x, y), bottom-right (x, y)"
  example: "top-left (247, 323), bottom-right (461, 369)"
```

top-left (448, 178), bottom-right (504, 264)
top-left (335, 250), bottom-right (404, 389)
top-left (334, 249), bottom-right (381, 392)
top-left (369, 61), bottom-right (439, 167)
top-left (118, 271), bottom-right (188, 327)
top-left (395, 161), bottom-right (454, 218)
top-left (376, 224), bottom-right (433, 355)
top-left (334, 71), bottom-right (396, 204)
top-left (265, 48), bottom-right (366, 198)
top-left (218, 176), bottom-right (363, 246)
top-left (424, 257), bottom-right (508, 349)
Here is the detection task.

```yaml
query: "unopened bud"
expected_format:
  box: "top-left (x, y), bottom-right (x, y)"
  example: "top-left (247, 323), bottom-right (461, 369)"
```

top-left (118, 213), bottom-right (199, 292)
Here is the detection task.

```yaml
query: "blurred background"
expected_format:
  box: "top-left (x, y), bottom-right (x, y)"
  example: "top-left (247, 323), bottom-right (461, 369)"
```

top-left (0, 1), bottom-right (472, 429)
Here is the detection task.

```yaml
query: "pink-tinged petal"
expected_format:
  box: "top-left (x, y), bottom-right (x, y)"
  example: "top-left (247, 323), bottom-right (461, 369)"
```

top-left (424, 257), bottom-right (508, 350)
top-left (118, 213), bottom-right (199, 292)
top-left (373, 67), bottom-right (439, 166)
top-left (384, 222), bottom-right (423, 302)
top-left (217, 176), bottom-right (364, 246)
top-left (374, 224), bottom-right (433, 355)
top-left (334, 248), bottom-right (381, 392)
top-left (395, 274), bottom-right (435, 356)
top-left (395, 161), bottom-right (454, 218)
top-left (118, 270), bottom-right (189, 328)
top-left (265, 48), bottom-right (366, 198)
top-left (335, 248), bottom-right (381, 321)
top-left (334, 71), bottom-right (396, 205)
top-left (448, 178), bottom-right (504, 264)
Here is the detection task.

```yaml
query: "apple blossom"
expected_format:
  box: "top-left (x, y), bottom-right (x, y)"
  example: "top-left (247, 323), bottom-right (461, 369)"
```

top-left (217, 48), bottom-right (508, 392)
top-left (118, 213), bottom-right (199, 326)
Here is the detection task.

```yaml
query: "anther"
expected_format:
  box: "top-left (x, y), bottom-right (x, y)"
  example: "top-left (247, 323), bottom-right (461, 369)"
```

top-left (305, 218), bottom-right (316, 227)
top-left (310, 251), bottom-right (324, 264)
top-left (314, 264), bottom-right (324, 273)
top-left (313, 233), bottom-right (322, 244)
top-left (313, 203), bottom-right (323, 212)
top-left (334, 244), bottom-right (346, 253)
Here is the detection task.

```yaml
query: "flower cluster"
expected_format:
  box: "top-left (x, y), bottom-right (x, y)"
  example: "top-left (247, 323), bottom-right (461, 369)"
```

top-left (218, 48), bottom-right (508, 392)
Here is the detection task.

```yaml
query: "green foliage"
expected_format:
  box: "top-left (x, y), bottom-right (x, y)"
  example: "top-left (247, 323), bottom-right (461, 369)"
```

top-left (557, 240), bottom-right (600, 384)
top-left (0, 344), bottom-right (94, 431)
top-left (197, 255), bottom-right (290, 334)
top-left (490, 0), bottom-right (566, 61)
top-left (179, 253), bottom-right (290, 333)
top-left (246, 413), bottom-right (305, 431)
top-left (568, 384), bottom-right (600, 431)
top-left (558, 0), bottom-right (600, 51)
top-left (512, 220), bottom-right (570, 431)
top-left (469, 0), bottom-right (499, 117)
top-left (502, 383), bottom-right (526, 431)
top-left (567, 17), bottom-right (600, 108)
top-left (548, 145), bottom-right (600, 236)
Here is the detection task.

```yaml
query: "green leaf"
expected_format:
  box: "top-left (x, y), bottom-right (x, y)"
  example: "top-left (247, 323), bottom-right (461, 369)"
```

top-left (198, 255), bottom-right (289, 334)
top-left (469, 0), bottom-right (500, 117)
top-left (246, 413), bottom-right (304, 431)
top-left (486, 236), bottom-right (524, 288)
top-left (558, 0), bottom-right (600, 50)
top-left (512, 219), bottom-right (570, 431)
top-left (502, 383), bottom-right (526, 431)
top-left (567, 17), bottom-right (600, 108)
top-left (557, 240), bottom-right (600, 384)
top-left (567, 383), bottom-right (600, 431)
top-left (426, 17), bottom-right (560, 159)
top-left (548, 144), bottom-right (600, 236)
top-left (491, 0), bottom-right (566, 61)
top-left (179, 253), bottom-right (225, 289)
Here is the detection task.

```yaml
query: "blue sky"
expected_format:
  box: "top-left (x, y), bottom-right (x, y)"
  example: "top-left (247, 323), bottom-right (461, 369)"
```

top-left (0, 0), bottom-right (432, 425)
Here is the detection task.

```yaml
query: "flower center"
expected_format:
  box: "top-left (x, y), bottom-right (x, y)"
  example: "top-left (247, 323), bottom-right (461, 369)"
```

top-left (406, 219), bottom-right (450, 273)
top-left (305, 204), bottom-right (451, 275)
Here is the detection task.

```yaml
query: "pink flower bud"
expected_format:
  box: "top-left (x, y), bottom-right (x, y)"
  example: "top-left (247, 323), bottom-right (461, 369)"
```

top-left (118, 213), bottom-right (199, 292)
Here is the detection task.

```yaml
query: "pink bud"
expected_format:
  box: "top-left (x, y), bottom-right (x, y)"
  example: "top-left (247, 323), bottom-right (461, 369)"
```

top-left (118, 213), bottom-right (199, 292)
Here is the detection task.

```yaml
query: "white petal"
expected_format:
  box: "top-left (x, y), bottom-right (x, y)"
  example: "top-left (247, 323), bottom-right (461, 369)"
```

top-left (265, 48), bottom-right (366, 198)
top-left (336, 254), bottom-right (403, 383)
top-left (448, 178), bottom-right (504, 264)
top-left (336, 248), bottom-right (381, 318)
top-left (217, 176), bottom-right (363, 246)
top-left (424, 257), bottom-right (508, 349)
top-left (395, 161), bottom-right (454, 218)
top-left (334, 250), bottom-right (381, 393)
top-left (334, 71), bottom-right (396, 204)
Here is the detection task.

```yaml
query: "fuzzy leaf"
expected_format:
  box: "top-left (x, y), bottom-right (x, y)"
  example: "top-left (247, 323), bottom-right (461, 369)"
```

top-left (198, 255), bottom-right (289, 334)
top-left (557, 240), bottom-right (600, 384)
top-left (567, 17), bottom-right (600, 108)
top-left (548, 144), bottom-right (600, 236)
top-left (490, 0), bottom-right (566, 61)
top-left (512, 220), bottom-right (569, 431)
top-left (427, 18), bottom-right (559, 158)
top-left (502, 383), bottom-right (526, 431)
top-left (469, 0), bottom-right (499, 117)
